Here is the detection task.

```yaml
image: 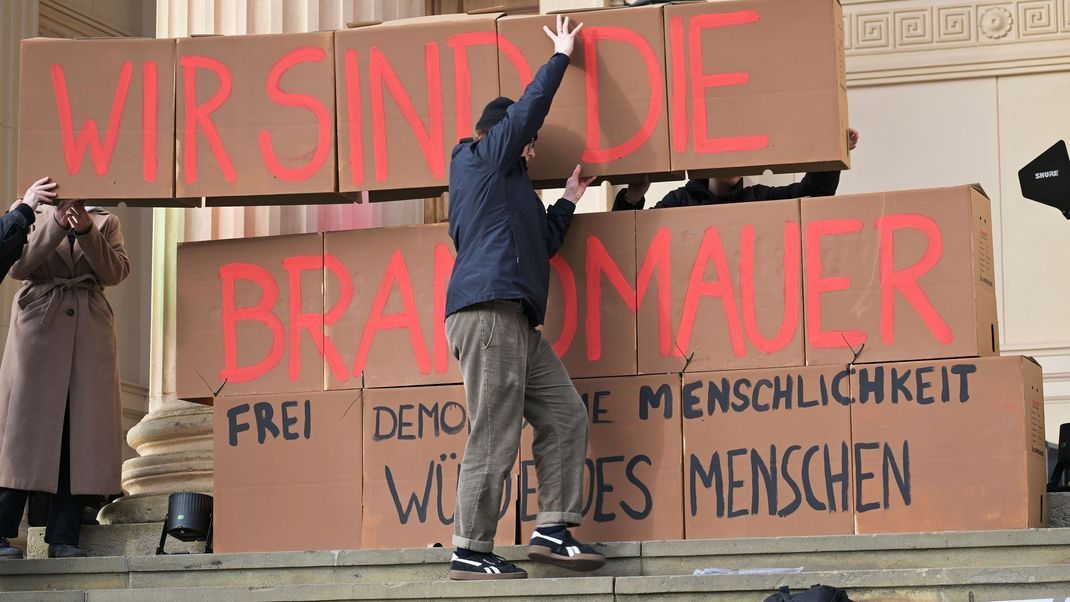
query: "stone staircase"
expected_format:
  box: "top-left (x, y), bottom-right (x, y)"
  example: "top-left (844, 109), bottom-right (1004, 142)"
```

top-left (2, 529), bottom-right (1069, 601)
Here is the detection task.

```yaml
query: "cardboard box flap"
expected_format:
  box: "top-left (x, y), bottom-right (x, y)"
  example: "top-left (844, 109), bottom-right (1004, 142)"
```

top-left (345, 20), bottom-right (381, 28)
top-left (377, 12), bottom-right (504, 27)
top-left (970, 182), bottom-right (990, 198)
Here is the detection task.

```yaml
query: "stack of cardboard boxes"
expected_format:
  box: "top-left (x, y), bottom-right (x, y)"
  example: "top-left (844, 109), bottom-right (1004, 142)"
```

top-left (16, 0), bottom-right (1045, 553)
top-left (181, 181), bottom-right (1046, 553)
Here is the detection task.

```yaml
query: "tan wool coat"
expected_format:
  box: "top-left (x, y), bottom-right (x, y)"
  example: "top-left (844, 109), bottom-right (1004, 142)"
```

top-left (0, 206), bottom-right (130, 495)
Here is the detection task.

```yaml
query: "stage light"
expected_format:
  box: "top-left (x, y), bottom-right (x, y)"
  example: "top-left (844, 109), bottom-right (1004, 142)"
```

top-left (156, 492), bottom-right (213, 555)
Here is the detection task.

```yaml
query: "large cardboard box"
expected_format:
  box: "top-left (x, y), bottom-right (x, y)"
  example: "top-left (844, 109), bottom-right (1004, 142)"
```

top-left (176, 32), bottom-right (351, 204)
top-left (665, 0), bottom-right (849, 177)
top-left (362, 385), bottom-right (516, 549)
top-left (213, 391), bottom-right (363, 553)
top-left (497, 6), bottom-right (674, 188)
top-left (324, 224), bottom-right (460, 390)
top-left (176, 234), bottom-right (325, 403)
top-left (851, 355), bottom-right (1047, 533)
top-left (519, 375), bottom-right (683, 542)
top-left (16, 38), bottom-right (190, 206)
top-left (335, 14), bottom-right (502, 201)
top-left (802, 185), bottom-right (999, 366)
top-left (636, 199), bottom-right (805, 375)
top-left (683, 365), bottom-right (855, 539)
top-left (544, 212), bottom-right (638, 378)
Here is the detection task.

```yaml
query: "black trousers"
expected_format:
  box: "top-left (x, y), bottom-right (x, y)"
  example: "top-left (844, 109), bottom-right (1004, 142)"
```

top-left (0, 400), bottom-right (86, 546)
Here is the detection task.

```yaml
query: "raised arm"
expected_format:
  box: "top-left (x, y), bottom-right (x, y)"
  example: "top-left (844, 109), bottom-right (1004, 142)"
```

top-left (476, 15), bottom-right (581, 171)
top-left (10, 206), bottom-right (68, 280)
top-left (71, 207), bottom-right (130, 286)
top-left (546, 164), bottom-right (595, 256)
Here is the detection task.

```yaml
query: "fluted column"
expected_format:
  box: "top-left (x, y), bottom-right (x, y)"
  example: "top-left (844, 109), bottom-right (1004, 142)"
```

top-left (103, 0), bottom-right (427, 526)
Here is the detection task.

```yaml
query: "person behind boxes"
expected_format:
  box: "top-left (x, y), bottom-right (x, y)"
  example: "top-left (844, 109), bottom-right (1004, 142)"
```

top-left (444, 14), bottom-right (604, 581)
top-left (614, 129), bottom-right (860, 210)
top-left (0, 195), bottom-right (130, 560)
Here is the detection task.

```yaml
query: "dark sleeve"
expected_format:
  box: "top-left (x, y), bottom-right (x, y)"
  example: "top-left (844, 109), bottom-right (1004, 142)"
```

top-left (0, 204), bottom-right (36, 282)
top-left (545, 199), bottom-right (576, 257)
top-left (651, 188), bottom-right (687, 209)
top-left (611, 188), bottom-right (646, 211)
top-left (475, 53), bottom-right (570, 171)
top-left (753, 171), bottom-right (842, 200)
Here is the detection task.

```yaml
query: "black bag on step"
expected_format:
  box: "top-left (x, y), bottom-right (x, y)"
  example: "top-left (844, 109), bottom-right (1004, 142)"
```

top-left (763, 584), bottom-right (854, 602)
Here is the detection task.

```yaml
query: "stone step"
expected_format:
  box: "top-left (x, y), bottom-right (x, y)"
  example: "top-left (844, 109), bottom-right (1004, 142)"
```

top-left (6, 565), bottom-right (1070, 601)
top-left (2, 528), bottom-right (1069, 594)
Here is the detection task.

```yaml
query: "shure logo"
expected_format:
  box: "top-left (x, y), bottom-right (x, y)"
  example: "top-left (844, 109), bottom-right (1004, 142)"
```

top-left (1035, 170), bottom-right (1060, 179)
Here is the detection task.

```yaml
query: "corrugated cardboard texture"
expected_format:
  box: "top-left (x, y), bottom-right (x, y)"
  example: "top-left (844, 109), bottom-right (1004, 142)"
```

top-left (497, 6), bottom-right (672, 188)
top-left (801, 185), bottom-right (999, 366)
top-left (683, 365), bottom-right (855, 539)
top-left (17, 38), bottom-right (177, 200)
top-left (635, 199), bottom-right (804, 375)
top-left (851, 356), bottom-right (1047, 533)
top-left (324, 223), bottom-right (460, 390)
top-left (334, 15), bottom-right (500, 199)
top-left (213, 391), bottom-right (363, 552)
top-left (176, 233), bottom-right (325, 402)
top-left (665, 0), bottom-right (849, 177)
top-left (544, 211), bottom-right (638, 378)
top-left (519, 375), bottom-right (684, 543)
top-left (362, 385), bottom-right (517, 548)
top-left (176, 32), bottom-right (338, 199)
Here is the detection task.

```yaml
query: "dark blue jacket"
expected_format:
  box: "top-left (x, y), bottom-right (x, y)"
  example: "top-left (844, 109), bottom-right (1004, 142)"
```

top-left (0, 204), bottom-right (36, 282)
top-left (611, 171), bottom-right (841, 210)
top-left (446, 53), bottom-right (573, 327)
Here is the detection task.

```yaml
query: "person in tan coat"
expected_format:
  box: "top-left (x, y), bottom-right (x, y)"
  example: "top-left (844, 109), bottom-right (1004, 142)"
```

top-left (0, 198), bottom-right (129, 559)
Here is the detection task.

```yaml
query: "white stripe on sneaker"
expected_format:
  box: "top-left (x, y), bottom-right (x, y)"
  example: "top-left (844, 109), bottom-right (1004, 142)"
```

top-left (484, 567), bottom-right (493, 573)
top-left (532, 532), bottom-right (565, 545)
top-left (567, 545), bottom-right (580, 556)
top-left (452, 556), bottom-right (484, 567)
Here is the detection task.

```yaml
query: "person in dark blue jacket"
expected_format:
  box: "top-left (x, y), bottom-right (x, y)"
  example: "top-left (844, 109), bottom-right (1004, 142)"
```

top-left (0, 178), bottom-right (55, 283)
top-left (444, 15), bottom-right (603, 581)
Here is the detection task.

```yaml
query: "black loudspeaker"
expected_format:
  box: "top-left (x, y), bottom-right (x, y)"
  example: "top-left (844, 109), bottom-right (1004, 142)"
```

top-left (1019, 140), bottom-right (1070, 218)
top-left (156, 492), bottom-right (214, 555)
top-left (1048, 423), bottom-right (1070, 492)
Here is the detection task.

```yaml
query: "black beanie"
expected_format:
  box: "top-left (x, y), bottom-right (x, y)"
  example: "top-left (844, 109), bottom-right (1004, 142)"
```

top-left (475, 96), bottom-right (514, 131)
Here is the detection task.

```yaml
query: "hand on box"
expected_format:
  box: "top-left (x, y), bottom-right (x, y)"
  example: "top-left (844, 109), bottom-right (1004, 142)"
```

top-left (625, 176), bottom-right (651, 205)
top-left (848, 128), bottom-right (859, 152)
top-left (543, 14), bottom-right (583, 57)
top-left (20, 177), bottom-right (57, 211)
top-left (563, 164), bottom-right (596, 204)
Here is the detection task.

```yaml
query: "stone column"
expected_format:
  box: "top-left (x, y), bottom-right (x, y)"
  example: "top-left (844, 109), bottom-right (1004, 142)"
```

top-left (101, 0), bottom-right (427, 530)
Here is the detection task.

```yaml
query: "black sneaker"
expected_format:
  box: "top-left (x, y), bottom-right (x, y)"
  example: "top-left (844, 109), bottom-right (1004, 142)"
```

top-left (0, 538), bottom-right (24, 559)
top-left (527, 527), bottom-right (605, 572)
top-left (448, 549), bottom-right (527, 580)
top-left (47, 544), bottom-right (87, 559)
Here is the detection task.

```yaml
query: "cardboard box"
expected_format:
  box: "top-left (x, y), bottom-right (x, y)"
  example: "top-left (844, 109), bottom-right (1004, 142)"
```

top-left (176, 32), bottom-right (353, 204)
top-left (519, 375), bottom-right (683, 543)
top-left (851, 355), bottom-right (1047, 533)
top-left (16, 38), bottom-right (190, 205)
top-left (176, 233), bottom-right (325, 403)
top-left (544, 211), bottom-right (638, 378)
top-left (665, 0), bottom-right (849, 177)
top-left (213, 391), bottom-right (363, 553)
top-left (335, 14), bottom-right (502, 201)
top-left (636, 199), bottom-right (805, 375)
top-left (362, 385), bottom-right (516, 549)
top-left (683, 365), bottom-right (855, 539)
top-left (324, 223), bottom-right (460, 390)
top-left (801, 185), bottom-right (999, 365)
top-left (497, 6), bottom-right (675, 188)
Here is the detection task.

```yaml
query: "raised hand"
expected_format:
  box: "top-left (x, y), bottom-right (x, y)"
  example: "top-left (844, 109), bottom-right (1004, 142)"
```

top-left (563, 164), bottom-right (597, 204)
top-left (624, 176), bottom-right (651, 205)
top-left (65, 201), bottom-right (93, 235)
top-left (20, 177), bottom-right (57, 210)
top-left (542, 14), bottom-right (584, 57)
